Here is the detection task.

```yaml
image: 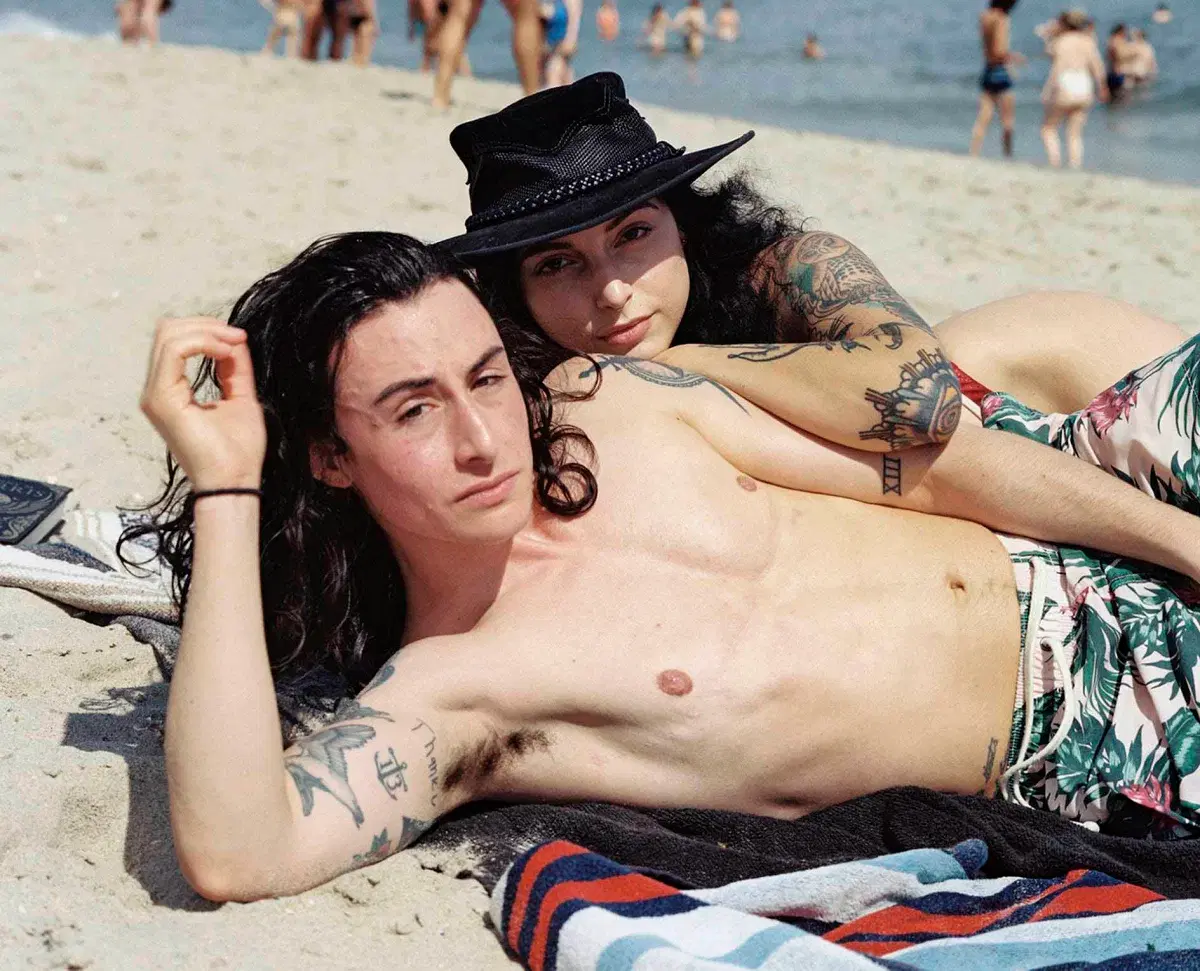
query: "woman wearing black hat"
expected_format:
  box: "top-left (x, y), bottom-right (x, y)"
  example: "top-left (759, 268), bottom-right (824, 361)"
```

top-left (444, 72), bottom-right (962, 454)
top-left (442, 72), bottom-right (1186, 455)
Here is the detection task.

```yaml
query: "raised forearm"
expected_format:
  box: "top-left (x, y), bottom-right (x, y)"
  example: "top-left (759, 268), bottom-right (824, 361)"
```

top-left (670, 333), bottom-right (961, 452)
top-left (920, 421), bottom-right (1200, 577)
top-left (165, 497), bottom-right (292, 891)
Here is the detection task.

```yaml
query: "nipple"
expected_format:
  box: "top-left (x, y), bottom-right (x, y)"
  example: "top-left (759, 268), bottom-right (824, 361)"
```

top-left (657, 669), bottom-right (694, 696)
top-left (736, 475), bottom-right (758, 493)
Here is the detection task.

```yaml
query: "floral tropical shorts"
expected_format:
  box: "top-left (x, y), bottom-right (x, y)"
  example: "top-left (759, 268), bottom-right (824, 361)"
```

top-left (978, 333), bottom-right (1200, 838)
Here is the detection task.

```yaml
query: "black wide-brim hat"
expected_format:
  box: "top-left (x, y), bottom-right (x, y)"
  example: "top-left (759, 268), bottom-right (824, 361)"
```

top-left (440, 72), bottom-right (753, 259)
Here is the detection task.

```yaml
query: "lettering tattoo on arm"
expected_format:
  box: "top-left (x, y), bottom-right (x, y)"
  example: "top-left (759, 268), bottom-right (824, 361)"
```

top-left (580, 356), bottom-right (748, 414)
top-left (411, 717), bottom-right (441, 812)
top-left (881, 455), bottom-right (902, 495)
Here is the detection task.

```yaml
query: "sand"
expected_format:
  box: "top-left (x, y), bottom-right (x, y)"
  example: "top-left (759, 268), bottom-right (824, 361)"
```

top-left (0, 33), bottom-right (1197, 969)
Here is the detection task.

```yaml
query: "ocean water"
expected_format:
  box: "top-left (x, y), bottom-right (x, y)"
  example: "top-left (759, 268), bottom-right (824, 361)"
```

top-left (5, 0), bottom-right (1198, 183)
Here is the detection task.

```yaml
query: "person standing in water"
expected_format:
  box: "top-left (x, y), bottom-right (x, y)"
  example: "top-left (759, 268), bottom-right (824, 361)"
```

top-left (1152, 3), bottom-right (1172, 26)
top-left (1125, 28), bottom-right (1159, 86)
top-left (802, 33), bottom-right (824, 60)
top-left (713, 0), bottom-right (740, 42)
top-left (643, 3), bottom-right (669, 55)
top-left (674, 0), bottom-right (708, 59)
top-left (1041, 9), bottom-right (1108, 169)
top-left (1105, 23), bottom-right (1129, 100)
top-left (596, 0), bottom-right (620, 41)
top-left (969, 0), bottom-right (1026, 159)
top-left (115, 0), bottom-right (172, 45)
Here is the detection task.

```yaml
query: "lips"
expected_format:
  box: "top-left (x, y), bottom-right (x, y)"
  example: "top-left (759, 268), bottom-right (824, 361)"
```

top-left (598, 315), bottom-right (652, 350)
top-left (455, 470), bottom-right (519, 503)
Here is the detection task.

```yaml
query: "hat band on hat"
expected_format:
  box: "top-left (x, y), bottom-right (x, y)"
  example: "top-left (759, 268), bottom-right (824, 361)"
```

top-left (464, 141), bottom-right (685, 232)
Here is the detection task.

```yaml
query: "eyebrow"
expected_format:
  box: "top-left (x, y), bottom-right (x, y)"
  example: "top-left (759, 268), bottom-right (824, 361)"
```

top-left (372, 345), bottom-right (506, 407)
top-left (521, 202), bottom-right (660, 260)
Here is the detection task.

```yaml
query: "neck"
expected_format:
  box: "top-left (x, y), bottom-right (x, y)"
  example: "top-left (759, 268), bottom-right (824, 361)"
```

top-left (395, 502), bottom-right (565, 644)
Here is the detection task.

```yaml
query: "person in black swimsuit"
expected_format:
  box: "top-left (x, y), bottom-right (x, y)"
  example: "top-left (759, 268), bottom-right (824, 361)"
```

top-left (969, 0), bottom-right (1026, 158)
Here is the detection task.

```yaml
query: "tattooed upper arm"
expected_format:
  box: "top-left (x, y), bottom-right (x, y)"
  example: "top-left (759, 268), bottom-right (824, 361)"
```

top-left (772, 232), bottom-right (934, 343)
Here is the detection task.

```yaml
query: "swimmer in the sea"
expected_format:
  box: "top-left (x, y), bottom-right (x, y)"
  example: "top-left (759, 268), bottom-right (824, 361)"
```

top-left (643, 3), bottom-right (669, 55)
top-left (713, 0), bottom-right (739, 42)
top-left (596, 0), bottom-right (620, 41)
top-left (802, 32), bottom-right (824, 60)
top-left (674, 0), bottom-right (708, 59)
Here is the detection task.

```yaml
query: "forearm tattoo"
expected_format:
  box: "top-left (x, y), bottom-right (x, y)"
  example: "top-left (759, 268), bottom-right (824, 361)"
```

top-left (581, 356), bottom-right (748, 413)
top-left (860, 349), bottom-right (962, 448)
top-left (881, 455), bottom-right (902, 495)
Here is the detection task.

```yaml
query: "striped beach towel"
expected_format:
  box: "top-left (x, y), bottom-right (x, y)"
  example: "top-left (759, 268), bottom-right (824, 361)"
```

top-left (492, 838), bottom-right (1200, 970)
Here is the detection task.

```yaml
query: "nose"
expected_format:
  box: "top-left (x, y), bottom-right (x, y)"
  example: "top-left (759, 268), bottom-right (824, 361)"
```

top-left (595, 263), bottom-right (634, 311)
top-left (453, 396), bottom-right (498, 469)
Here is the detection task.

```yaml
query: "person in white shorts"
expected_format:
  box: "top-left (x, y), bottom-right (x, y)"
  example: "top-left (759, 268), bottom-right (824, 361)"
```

top-left (1040, 9), bottom-right (1109, 169)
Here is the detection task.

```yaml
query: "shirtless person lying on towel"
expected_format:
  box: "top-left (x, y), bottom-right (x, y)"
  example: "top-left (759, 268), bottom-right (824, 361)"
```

top-left (139, 232), bottom-right (1200, 901)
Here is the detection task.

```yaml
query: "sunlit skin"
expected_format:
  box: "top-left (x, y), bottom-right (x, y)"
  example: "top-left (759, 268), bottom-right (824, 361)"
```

top-left (518, 201), bottom-right (690, 359)
top-left (309, 281), bottom-right (536, 569)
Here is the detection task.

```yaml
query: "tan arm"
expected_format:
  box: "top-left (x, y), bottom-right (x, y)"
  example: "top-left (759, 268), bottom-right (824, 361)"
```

top-left (659, 232), bottom-right (962, 452)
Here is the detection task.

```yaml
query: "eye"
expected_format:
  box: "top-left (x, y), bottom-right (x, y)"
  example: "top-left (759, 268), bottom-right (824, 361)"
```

top-left (474, 372), bottom-right (506, 389)
top-left (618, 223), bottom-right (652, 244)
top-left (532, 254), bottom-right (574, 277)
top-left (397, 402), bottom-right (429, 423)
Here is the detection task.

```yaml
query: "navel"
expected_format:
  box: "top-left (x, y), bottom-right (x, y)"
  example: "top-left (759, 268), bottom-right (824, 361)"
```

top-left (656, 669), bottom-right (694, 697)
top-left (736, 474), bottom-right (758, 493)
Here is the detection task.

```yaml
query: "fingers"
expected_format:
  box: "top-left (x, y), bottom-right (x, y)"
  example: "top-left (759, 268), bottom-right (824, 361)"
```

top-left (214, 341), bottom-right (258, 401)
top-left (142, 317), bottom-right (251, 419)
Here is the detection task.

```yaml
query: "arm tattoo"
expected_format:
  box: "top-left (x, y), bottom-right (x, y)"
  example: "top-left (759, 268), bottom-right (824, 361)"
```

top-left (860, 349), bottom-right (962, 448)
top-left (881, 455), bottom-right (902, 495)
top-left (350, 817), bottom-right (433, 869)
top-left (411, 717), bottom-right (442, 812)
top-left (580, 356), bottom-right (748, 414)
top-left (722, 340), bottom-right (865, 360)
top-left (285, 723), bottom-right (375, 826)
top-left (334, 697), bottom-right (394, 723)
top-left (363, 661), bottom-right (395, 693)
top-left (975, 737), bottom-right (1000, 795)
top-left (374, 747), bottom-right (409, 797)
top-left (784, 232), bottom-right (933, 340)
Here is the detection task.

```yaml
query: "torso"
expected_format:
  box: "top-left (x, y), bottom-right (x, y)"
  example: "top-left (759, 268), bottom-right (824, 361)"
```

top-left (980, 9), bottom-right (1007, 66)
top-left (393, 375), bottom-right (1022, 819)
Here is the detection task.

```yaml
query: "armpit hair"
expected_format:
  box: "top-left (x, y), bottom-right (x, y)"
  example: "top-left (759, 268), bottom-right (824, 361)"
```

top-left (443, 727), bottom-right (551, 793)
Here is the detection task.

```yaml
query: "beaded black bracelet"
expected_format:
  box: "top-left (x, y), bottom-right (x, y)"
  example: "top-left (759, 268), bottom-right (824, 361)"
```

top-left (192, 487), bottom-right (262, 501)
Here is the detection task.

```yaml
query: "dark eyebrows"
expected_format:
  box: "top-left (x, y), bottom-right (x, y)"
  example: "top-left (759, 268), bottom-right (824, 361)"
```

top-left (371, 345), bottom-right (506, 408)
top-left (520, 203), bottom-right (661, 261)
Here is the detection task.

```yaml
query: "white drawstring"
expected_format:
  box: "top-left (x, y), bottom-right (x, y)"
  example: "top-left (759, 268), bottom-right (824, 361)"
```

top-left (999, 558), bottom-right (1078, 808)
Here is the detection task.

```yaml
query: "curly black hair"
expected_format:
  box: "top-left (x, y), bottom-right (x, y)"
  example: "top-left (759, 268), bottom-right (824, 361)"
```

top-left (120, 232), bottom-right (597, 690)
top-left (471, 172), bottom-right (804, 368)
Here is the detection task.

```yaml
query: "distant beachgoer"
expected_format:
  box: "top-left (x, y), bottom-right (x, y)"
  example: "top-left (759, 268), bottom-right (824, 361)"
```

top-left (410, 0), bottom-right (473, 74)
top-left (674, 0), bottom-right (708, 59)
top-left (259, 0), bottom-right (303, 57)
top-left (540, 0), bottom-right (582, 88)
top-left (597, 0), bottom-right (620, 41)
top-left (1125, 28), bottom-right (1159, 85)
top-left (1152, 3), bottom-right (1172, 25)
top-left (115, 0), bottom-right (172, 45)
top-left (713, 0), bottom-right (740, 42)
top-left (428, 0), bottom-right (572, 108)
top-left (309, 0), bottom-right (378, 64)
top-left (1105, 23), bottom-right (1128, 99)
top-left (802, 33), bottom-right (824, 60)
top-left (1040, 9), bottom-right (1108, 169)
top-left (644, 3), bottom-right (669, 55)
top-left (969, 0), bottom-right (1026, 159)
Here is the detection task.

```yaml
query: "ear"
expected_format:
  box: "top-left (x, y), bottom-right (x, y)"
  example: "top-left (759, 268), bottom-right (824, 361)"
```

top-left (309, 441), bottom-right (353, 490)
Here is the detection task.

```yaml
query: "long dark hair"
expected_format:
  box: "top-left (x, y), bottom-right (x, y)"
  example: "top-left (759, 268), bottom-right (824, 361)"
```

top-left (121, 232), bottom-right (597, 689)
top-left (472, 172), bottom-right (803, 364)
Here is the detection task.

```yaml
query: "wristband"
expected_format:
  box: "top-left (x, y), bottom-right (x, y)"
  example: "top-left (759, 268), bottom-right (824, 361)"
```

top-left (192, 487), bottom-right (262, 501)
